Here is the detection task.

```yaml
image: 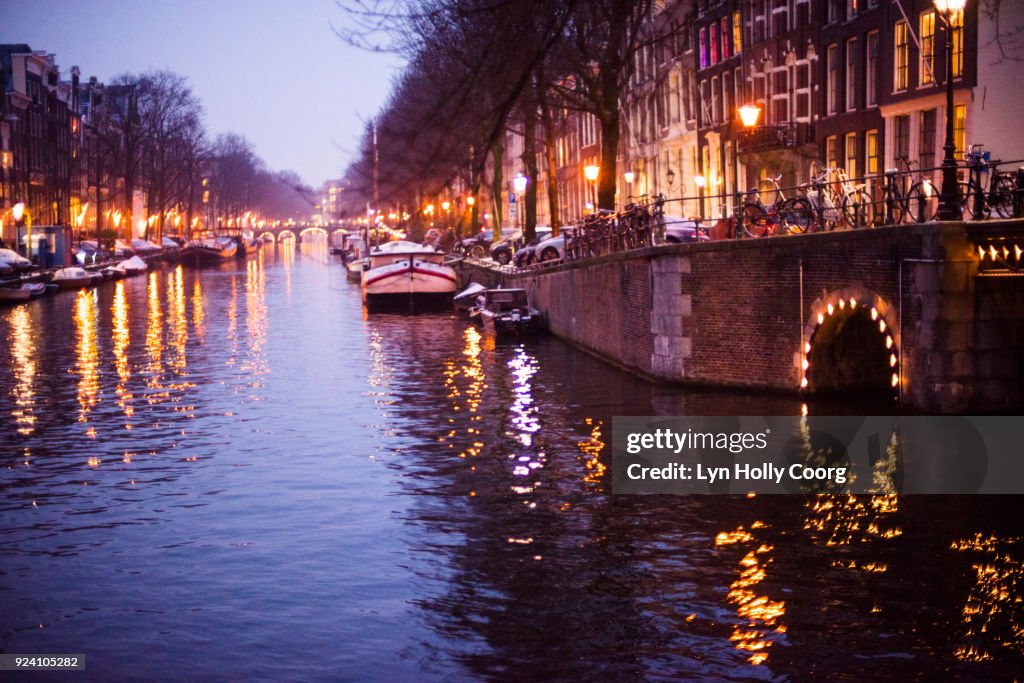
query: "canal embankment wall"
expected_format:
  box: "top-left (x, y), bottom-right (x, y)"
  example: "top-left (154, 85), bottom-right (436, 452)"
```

top-left (459, 221), bottom-right (1024, 412)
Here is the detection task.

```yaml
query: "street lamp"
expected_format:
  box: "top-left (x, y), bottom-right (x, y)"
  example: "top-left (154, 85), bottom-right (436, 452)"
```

top-left (583, 165), bottom-right (600, 212)
top-left (934, 0), bottom-right (967, 220)
top-left (12, 201), bottom-right (26, 257)
top-left (513, 174), bottom-right (528, 230)
top-left (735, 104), bottom-right (763, 225)
top-left (738, 104), bottom-right (762, 129)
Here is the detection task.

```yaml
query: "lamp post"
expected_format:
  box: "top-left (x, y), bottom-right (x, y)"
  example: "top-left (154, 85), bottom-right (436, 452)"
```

top-left (12, 201), bottom-right (26, 258)
top-left (694, 175), bottom-right (706, 219)
top-left (737, 104), bottom-right (762, 219)
top-left (934, 0), bottom-right (967, 220)
top-left (513, 174), bottom-right (528, 231)
top-left (666, 167), bottom-right (676, 199)
top-left (583, 165), bottom-right (600, 213)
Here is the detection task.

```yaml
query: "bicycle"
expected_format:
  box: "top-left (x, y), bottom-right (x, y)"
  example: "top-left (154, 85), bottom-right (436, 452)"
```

top-left (803, 166), bottom-right (843, 231)
top-left (961, 144), bottom-right (1016, 219)
top-left (834, 167), bottom-right (878, 228)
top-left (892, 157), bottom-right (940, 224)
top-left (742, 175), bottom-right (814, 237)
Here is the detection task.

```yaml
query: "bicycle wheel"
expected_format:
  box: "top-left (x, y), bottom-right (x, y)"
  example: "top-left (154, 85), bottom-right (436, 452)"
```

top-left (780, 197), bottom-right (813, 234)
top-left (989, 174), bottom-right (1016, 218)
top-left (958, 181), bottom-right (990, 220)
top-left (903, 182), bottom-right (939, 223)
top-left (842, 188), bottom-right (877, 228)
top-left (742, 203), bottom-right (771, 238)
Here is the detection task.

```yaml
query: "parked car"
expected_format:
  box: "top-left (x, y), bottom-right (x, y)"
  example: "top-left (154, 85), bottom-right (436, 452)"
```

top-left (459, 228), bottom-right (494, 259)
top-left (662, 215), bottom-right (711, 244)
top-left (530, 227), bottom-right (577, 265)
top-left (511, 227), bottom-right (554, 266)
top-left (493, 226), bottom-right (550, 265)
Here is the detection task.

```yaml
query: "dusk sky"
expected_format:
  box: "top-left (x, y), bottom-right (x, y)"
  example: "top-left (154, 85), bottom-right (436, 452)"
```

top-left (0, 0), bottom-right (403, 188)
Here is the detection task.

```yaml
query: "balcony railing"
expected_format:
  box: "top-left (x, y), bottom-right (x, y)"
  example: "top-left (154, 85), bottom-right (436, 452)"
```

top-left (738, 122), bottom-right (815, 153)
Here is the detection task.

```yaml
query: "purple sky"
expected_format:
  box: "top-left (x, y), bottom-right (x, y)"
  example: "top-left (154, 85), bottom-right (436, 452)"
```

top-left (0, 0), bottom-right (402, 188)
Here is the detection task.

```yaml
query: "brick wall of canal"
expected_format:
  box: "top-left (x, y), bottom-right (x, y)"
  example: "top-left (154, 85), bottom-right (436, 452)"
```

top-left (459, 221), bottom-right (1024, 413)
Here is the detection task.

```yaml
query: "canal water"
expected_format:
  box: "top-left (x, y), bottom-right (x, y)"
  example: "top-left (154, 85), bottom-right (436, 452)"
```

top-left (1, 236), bottom-right (1021, 681)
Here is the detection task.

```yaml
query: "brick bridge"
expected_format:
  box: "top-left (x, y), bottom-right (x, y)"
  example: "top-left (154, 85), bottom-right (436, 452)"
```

top-left (461, 221), bottom-right (1024, 412)
top-left (220, 224), bottom-right (351, 244)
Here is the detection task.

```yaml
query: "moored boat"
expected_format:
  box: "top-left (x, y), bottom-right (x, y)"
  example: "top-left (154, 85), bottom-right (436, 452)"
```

top-left (0, 285), bottom-right (32, 303)
top-left (118, 255), bottom-right (148, 276)
top-left (469, 288), bottom-right (543, 337)
top-left (190, 237), bottom-right (238, 264)
top-left (52, 267), bottom-right (94, 290)
top-left (454, 282), bottom-right (487, 312)
top-left (361, 240), bottom-right (457, 311)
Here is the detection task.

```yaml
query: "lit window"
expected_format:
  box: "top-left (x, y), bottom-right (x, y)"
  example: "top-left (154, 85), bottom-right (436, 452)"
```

top-left (894, 21), bottom-right (909, 91)
top-left (920, 12), bottom-right (935, 86)
top-left (866, 130), bottom-right (879, 175)
top-left (826, 136), bottom-right (838, 170)
top-left (846, 133), bottom-right (857, 180)
top-left (954, 104), bottom-right (966, 157)
top-left (733, 12), bottom-right (742, 54)
top-left (721, 17), bottom-right (730, 60)
top-left (699, 28), bottom-right (707, 69)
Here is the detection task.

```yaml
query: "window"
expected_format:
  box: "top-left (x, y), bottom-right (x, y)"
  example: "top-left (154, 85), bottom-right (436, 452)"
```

top-left (952, 12), bottom-right (963, 78)
top-left (773, 0), bottom-right (788, 36)
top-left (733, 12), bottom-right (742, 54)
top-left (721, 17), bottom-right (730, 60)
top-left (894, 114), bottom-right (911, 161)
top-left (894, 21), bottom-right (909, 91)
top-left (828, 0), bottom-right (842, 24)
top-left (920, 12), bottom-right (935, 86)
top-left (712, 75), bottom-right (720, 123)
top-left (846, 133), bottom-right (858, 179)
top-left (847, 0), bottom-right (858, 18)
top-left (866, 31), bottom-right (879, 107)
top-left (710, 26), bottom-right (718, 65)
top-left (866, 129), bottom-right (879, 175)
top-left (954, 104), bottom-right (966, 156)
top-left (919, 109), bottom-right (937, 170)
top-left (735, 67), bottom-right (743, 110)
top-left (699, 28), bottom-right (707, 69)
top-left (846, 38), bottom-right (858, 111)
top-left (826, 136), bottom-right (838, 170)
top-left (723, 71), bottom-right (732, 121)
top-left (827, 44), bottom-right (839, 114)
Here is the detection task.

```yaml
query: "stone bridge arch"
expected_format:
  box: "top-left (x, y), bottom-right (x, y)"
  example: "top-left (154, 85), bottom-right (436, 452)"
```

top-left (801, 286), bottom-right (900, 399)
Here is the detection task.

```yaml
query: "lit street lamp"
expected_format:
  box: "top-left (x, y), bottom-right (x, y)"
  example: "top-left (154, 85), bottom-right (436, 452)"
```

top-left (736, 104), bottom-right (762, 227)
top-left (12, 201), bottom-right (27, 258)
top-left (512, 174), bottom-right (528, 230)
top-left (934, 0), bottom-right (967, 220)
top-left (583, 165), bottom-right (600, 213)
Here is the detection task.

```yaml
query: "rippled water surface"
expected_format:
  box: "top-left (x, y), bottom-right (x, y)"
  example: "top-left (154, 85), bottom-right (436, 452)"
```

top-left (1, 237), bottom-right (1021, 681)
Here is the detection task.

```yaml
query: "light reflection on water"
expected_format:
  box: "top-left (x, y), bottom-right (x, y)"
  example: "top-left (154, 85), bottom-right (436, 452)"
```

top-left (0, 235), bottom-right (1020, 680)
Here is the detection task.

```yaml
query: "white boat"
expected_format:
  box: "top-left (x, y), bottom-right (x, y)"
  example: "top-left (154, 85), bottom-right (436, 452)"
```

top-left (189, 237), bottom-right (238, 264)
top-left (0, 286), bottom-right (32, 303)
top-left (0, 248), bottom-right (32, 272)
top-left (52, 267), bottom-right (94, 290)
top-left (453, 281), bottom-right (487, 312)
top-left (131, 238), bottom-right (162, 253)
top-left (118, 255), bottom-right (148, 276)
top-left (361, 240), bottom-right (457, 311)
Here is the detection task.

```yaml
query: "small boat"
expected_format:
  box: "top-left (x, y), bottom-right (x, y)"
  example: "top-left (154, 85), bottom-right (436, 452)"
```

top-left (234, 236), bottom-right (261, 259)
top-left (470, 288), bottom-right (543, 337)
top-left (102, 264), bottom-right (126, 280)
top-left (0, 248), bottom-right (33, 273)
top-left (22, 282), bottom-right (46, 297)
top-left (0, 285), bottom-right (32, 303)
top-left (118, 255), bottom-right (148, 276)
top-left (454, 282), bottom-right (487, 312)
top-left (52, 267), bottom-right (94, 290)
top-left (190, 237), bottom-right (238, 264)
top-left (361, 241), bottom-right (457, 311)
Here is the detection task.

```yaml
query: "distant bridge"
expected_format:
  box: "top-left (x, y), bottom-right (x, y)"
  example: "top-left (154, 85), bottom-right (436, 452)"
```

top-left (218, 224), bottom-right (358, 244)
